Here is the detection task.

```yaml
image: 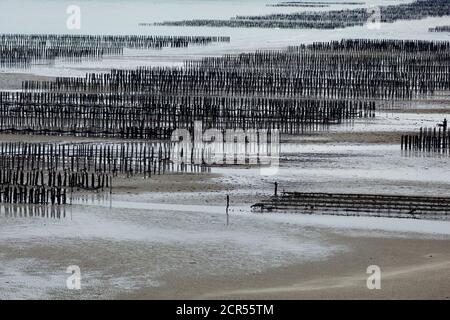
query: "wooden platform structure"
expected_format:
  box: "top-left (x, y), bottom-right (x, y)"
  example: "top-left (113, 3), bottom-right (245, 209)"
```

top-left (251, 192), bottom-right (450, 220)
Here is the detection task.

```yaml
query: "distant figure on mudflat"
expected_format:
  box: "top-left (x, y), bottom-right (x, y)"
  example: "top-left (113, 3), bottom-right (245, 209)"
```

top-left (437, 118), bottom-right (447, 131)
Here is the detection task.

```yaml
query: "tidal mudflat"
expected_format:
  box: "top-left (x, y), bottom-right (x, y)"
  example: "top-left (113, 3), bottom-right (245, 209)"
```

top-left (0, 0), bottom-right (449, 300)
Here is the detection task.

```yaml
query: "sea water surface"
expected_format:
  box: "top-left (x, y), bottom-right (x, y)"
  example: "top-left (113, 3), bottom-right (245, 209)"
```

top-left (1, 0), bottom-right (450, 76)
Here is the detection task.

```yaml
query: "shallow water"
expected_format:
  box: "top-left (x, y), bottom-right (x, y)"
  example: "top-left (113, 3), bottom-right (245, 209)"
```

top-left (2, 0), bottom-right (450, 76)
top-left (1, 0), bottom-right (415, 34)
top-left (328, 112), bottom-right (450, 133)
top-left (0, 200), bottom-right (340, 298)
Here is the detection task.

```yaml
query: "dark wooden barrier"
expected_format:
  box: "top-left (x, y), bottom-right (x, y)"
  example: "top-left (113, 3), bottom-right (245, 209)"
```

top-left (0, 141), bottom-right (209, 205)
top-left (0, 34), bottom-right (230, 68)
top-left (401, 127), bottom-right (450, 153)
top-left (252, 191), bottom-right (450, 220)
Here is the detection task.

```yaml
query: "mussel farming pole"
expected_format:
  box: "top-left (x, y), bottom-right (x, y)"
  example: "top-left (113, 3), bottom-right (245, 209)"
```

top-left (401, 126), bottom-right (450, 153)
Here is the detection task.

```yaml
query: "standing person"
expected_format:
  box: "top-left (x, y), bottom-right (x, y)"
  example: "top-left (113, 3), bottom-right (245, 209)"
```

top-left (226, 194), bottom-right (230, 226)
top-left (443, 118), bottom-right (447, 132)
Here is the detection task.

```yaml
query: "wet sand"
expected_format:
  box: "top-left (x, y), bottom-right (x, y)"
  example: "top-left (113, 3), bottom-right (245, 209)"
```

top-left (0, 72), bottom-right (55, 90)
top-left (287, 131), bottom-right (405, 144)
top-left (112, 173), bottom-right (225, 193)
top-left (123, 235), bottom-right (450, 300)
top-left (1, 195), bottom-right (449, 300)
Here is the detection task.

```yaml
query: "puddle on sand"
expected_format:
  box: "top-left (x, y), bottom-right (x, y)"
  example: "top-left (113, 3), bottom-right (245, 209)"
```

top-left (0, 204), bottom-right (67, 220)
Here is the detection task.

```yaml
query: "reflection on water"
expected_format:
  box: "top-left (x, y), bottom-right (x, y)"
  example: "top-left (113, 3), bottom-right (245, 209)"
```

top-left (71, 192), bottom-right (111, 205)
top-left (1, 203), bottom-right (66, 219)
